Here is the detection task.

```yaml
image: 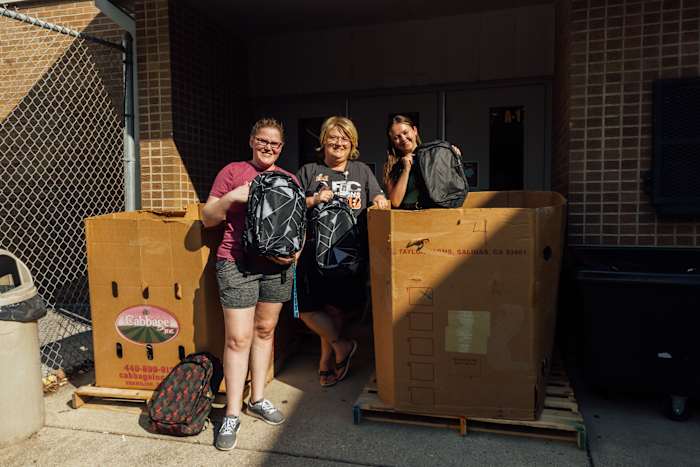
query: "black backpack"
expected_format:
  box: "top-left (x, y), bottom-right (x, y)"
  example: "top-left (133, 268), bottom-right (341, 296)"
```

top-left (244, 171), bottom-right (306, 257)
top-left (310, 196), bottom-right (361, 277)
top-left (147, 352), bottom-right (224, 436)
top-left (414, 140), bottom-right (469, 209)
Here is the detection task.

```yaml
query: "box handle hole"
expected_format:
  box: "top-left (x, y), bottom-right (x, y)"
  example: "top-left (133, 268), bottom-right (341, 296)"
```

top-left (146, 344), bottom-right (154, 360)
top-left (543, 246), bottom-right (552, 261)
top-left (142, 287), bottom-right (149, 299)
top-left (111, 281), bottom-right (118, 297)
top-left (178, 345), bottom-right (186, 361)
top-left (174, 283), bottom-right (182, 300)
top-left (116, 342), bottom-right (123, 358)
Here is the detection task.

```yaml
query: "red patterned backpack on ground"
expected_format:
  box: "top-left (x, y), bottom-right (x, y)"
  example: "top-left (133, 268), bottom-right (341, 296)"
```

top-left (147, 352), bottom-right (223, 436)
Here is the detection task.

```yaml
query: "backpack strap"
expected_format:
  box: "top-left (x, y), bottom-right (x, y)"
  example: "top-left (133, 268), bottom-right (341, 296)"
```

top-left (292, 263), bottom-right (299, 319)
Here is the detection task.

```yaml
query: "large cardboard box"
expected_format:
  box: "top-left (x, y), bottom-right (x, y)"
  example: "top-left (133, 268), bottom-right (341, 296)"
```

top-left (85, 205), bottom-right (225, 390)
top-left (368, 191), bottom-right (566, 420)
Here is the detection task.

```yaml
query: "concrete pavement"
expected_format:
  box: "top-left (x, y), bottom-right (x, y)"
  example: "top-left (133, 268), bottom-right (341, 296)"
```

top-left (2, 334), bottom-right (698, 466)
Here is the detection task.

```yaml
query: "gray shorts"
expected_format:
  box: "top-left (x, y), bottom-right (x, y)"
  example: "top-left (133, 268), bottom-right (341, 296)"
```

top-left (216, 260), bottom-right (293, 309)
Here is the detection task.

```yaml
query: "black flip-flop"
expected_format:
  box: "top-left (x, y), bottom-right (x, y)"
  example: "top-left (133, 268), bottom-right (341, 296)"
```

top-left (335, 340), bottom-right (358, 383)
top-left (319, 369), bottom-right (338, 387)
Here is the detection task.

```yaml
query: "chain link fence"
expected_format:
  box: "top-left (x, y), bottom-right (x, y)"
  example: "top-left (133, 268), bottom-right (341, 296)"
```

top-left (0, 9), bottom-right (127, 377)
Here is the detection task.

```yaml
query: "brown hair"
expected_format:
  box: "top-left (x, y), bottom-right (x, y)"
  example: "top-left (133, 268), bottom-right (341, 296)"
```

top-left (250, 117), bottom-right (285, 141)
top-left (382, 114), bottom-right (421, 187)
top-left (317, 116), bottom-right (360, 160)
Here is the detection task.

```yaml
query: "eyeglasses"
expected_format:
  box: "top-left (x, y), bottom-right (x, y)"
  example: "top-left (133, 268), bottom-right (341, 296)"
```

top-left (326, 135), bottom-right (350, 144)
top-left (254, 137), bottom-right (283, 150)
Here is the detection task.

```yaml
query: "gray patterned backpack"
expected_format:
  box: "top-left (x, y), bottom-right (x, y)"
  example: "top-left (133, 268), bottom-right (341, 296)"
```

top-left (310, 196), bottom-right (361, 277)
top-left (243, 172), bottom-right (306, 258)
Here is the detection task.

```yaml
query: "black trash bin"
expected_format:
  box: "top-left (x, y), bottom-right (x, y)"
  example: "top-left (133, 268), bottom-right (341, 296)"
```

top-left (572, 247), bottom-right (700, 420)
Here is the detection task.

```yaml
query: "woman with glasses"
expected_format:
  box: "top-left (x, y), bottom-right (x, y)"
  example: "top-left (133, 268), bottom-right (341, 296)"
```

top-left (296, 116), bottom-right (390, 387)
top-left (202, 118), bottom-right (299, 451)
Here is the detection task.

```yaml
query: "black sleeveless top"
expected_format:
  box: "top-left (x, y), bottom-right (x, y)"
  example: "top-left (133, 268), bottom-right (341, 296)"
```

top-left (388, 162), bottom-right (421, 210)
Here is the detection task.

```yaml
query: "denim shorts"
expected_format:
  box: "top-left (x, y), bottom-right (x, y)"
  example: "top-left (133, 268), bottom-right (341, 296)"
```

top-left (215, 260), bottom-right (293, 309)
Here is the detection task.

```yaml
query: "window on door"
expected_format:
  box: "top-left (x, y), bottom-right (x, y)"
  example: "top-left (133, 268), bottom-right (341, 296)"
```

top-left (489, 106), bottom-right (524, 190)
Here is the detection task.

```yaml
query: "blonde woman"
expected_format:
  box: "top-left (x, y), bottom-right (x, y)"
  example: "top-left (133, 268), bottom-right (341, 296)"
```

top-left (296, 116), bottom-right (389, 387)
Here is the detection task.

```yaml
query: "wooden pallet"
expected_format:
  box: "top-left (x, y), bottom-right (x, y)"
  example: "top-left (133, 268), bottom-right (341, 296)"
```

top-left (71, 336), bottom-right (303, 412)
top-left (353, 370), bottom-right (586, 449)
top-left (72, 385), bottom-right (153, 413)
top-left (72, 384), bottom-right (234, 413)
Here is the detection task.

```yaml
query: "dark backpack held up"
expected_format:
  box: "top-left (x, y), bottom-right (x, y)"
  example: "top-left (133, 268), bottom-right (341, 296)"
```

top-left (244, 171), bottom-right (306, 258)
top-left (147, 352), bottom-right (223, 436)
top-left (414, 140), bottom-right (469, 209)
top-left (311, 196), bottom-right (361, 277)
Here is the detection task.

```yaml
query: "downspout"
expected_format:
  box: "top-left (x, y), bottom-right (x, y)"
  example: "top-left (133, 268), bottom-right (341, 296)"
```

top-left (122, 32), bottom-right (138, 211)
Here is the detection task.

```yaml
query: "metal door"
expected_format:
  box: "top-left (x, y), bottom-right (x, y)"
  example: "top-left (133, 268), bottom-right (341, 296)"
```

top-left (349, 93), bottom-right (439, 185)
top-left (445, 85), bottom-right (548, 191)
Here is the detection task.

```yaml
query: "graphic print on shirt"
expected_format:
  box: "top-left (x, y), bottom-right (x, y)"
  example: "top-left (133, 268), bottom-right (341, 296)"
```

top-left (332, 180), bottom-right (362, 210)
top-left (314, 174), bottom-right (330, 185)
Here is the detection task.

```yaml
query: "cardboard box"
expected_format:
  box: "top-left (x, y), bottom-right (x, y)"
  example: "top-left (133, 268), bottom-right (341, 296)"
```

top-left (85, 205), bottom-right (225, 390)
top-left (368, 191), bottom-right (566, 420)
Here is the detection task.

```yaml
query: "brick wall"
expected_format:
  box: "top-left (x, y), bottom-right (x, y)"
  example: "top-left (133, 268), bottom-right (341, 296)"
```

top-left (566, 0), bottom-right (700, 246)
top-left (135, 0), bottom-right (175, 210)
top-left (169, 0), bottom-right (249, 203)
top-left (136, 0), bottom-right (250, 210)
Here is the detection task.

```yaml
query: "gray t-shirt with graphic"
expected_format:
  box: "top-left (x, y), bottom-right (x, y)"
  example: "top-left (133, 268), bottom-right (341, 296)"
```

top-left (296, 160), bottom-right (384, 217)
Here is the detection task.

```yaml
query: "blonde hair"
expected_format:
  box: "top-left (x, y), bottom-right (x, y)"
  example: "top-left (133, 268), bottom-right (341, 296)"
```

top-left (382, 114), bottom-right (421, 187)
top-left (250, 117), bottom-right (285, 141)
top-left (317, 116), bottom-right (360, 160)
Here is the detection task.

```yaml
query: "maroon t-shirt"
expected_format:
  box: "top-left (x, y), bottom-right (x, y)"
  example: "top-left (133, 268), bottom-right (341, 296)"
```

top-left (209, 161), bottom-right (298, 262)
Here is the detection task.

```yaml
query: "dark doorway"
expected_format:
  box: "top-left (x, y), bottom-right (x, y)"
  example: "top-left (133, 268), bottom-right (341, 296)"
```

top-left (489, 106), bottom-right (524, 190)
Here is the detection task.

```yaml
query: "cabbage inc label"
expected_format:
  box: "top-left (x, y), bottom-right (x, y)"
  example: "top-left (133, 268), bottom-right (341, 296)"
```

top-left (115, 305), bottom-right (179, 345)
